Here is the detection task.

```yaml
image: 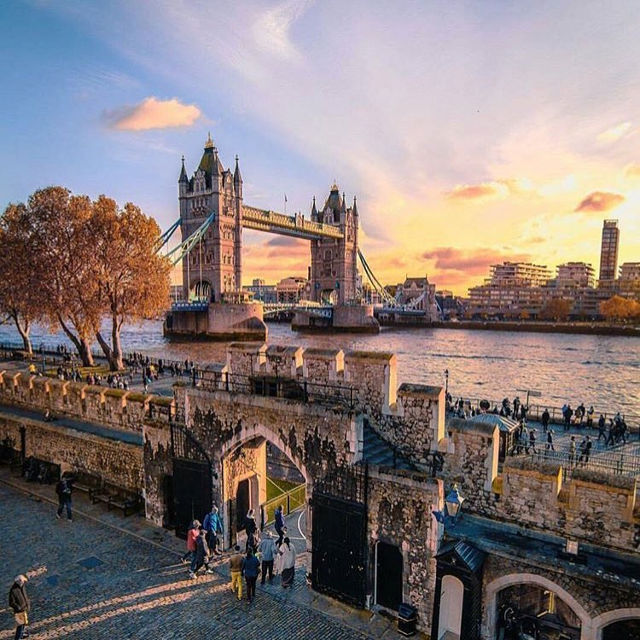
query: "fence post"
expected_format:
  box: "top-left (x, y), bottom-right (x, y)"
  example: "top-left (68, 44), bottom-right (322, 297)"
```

top-left (286, 494), bottom-right (291, 515)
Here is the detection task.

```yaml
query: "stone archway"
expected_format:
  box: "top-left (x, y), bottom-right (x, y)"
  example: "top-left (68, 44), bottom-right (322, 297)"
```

top-left (593, 608), bottom-right (640, 640)
top-left (219, 423), bottom-right (311, 554)
top-left (484, 573), bottom-right (592, 640)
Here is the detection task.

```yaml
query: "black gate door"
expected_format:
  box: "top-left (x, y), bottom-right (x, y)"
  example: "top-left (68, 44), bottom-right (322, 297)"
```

top-left (171, 423), bottom-right (212, 539)
top-left (376, 542), bottom-right (403, 610)
top-left (311, 464), bottom-right (368, 608)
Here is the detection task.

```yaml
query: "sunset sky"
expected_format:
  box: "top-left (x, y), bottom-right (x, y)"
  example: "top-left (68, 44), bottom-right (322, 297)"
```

top-left (2, 0), bottom-right (639, 294)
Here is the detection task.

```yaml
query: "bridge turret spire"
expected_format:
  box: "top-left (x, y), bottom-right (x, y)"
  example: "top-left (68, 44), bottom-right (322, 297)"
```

top-left (234, 154), bottom-right (242, 184)
top-left (342, 192), bottom-right (347, 213)
top-left (178, 155), bottom-right (188, 183)
top-left (353, 195), bottom-right (358, 216)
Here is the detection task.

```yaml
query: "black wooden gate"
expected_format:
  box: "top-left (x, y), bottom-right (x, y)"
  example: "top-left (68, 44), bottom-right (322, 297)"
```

top-left (311, 464), bottom-right (368, 608)
top-left (170, 423), bottom-right (212, 539)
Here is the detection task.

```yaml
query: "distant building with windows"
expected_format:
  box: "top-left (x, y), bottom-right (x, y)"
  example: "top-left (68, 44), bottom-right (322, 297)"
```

top-left (467, 262), bottom-right (552, 318)
top-left (618, 262), bottom-right (640, 298)
top-left (243, 278), bottom-right (277, 303)
top-left (598, 219), bottom-right (619, 284)
top-left (554, 262), bottom-right (595, 288)
top-left (276, 276), bottom-right (309, 303)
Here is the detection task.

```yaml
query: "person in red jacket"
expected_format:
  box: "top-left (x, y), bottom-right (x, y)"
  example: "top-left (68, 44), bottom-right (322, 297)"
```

top-left (181, 520), bottom-right (200, 566)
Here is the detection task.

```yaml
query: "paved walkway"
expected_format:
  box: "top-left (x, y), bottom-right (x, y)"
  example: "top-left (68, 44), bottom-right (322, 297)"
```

top-left (0, 473), bottom-right (413, 639)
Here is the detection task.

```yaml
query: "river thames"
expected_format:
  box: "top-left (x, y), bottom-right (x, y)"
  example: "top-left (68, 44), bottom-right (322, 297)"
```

top-left (1, 320), bottom-right (638, 416)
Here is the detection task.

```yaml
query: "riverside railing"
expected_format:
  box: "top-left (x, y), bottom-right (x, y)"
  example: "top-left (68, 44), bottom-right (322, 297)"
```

top-left (448, 395), bottom-right (640, 437)
top-left (260, 482), bottom-right (306, 529)
top-left (513, 446), bottom-right (640, 479)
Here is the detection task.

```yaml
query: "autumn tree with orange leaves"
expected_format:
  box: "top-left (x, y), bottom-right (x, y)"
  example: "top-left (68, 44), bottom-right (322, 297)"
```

top-left (600, 295), bottom-right (640, 323)
top-left (0, 203), bottom-right (42, 353)
top-left (1, 187), bottom-right (170, 369)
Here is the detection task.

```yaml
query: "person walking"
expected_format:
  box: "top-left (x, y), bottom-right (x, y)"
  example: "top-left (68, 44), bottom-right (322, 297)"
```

top-left (568, 436), bottom-right (577, 466)
top-left (598, 415), bottom-right (607, 442)
top-left (579, 435), bottom-right (592, 465)
top-left (541, 408), bottom-right (550, 433)
top-left (182, 520), bottom-right (200, 565)
top-left (189, 529), bottom-right (211, 579)
top-left (546, 430), bottom-right (555, 452)
top-left (279, 537), bottom-right (296, 589)
top-left (274, 504), bottom-right (285, 547)
top-left (527, 429), bottom-right (537, 454)
top-left (203, 505), bottom-right (224, 556)
top-left (242, 548), bottom-right (260, 603)
top-left (55, 472), bottom-right (74, 521)
top-left (244, 509), bottom-right (259, 553)
top-left (229, 545), bottom-right (244, 601)
top-left (258, 532), bottom-right (277, 585)
top-left (9, 575), bottom-right (30, 640)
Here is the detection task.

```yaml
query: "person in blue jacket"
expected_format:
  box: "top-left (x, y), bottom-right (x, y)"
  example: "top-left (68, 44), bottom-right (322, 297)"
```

top-left (242, 548), bottom-right (261, 603)
top-left (274, 504), bottom-right (285, 547)
top-left (203, 505), bottom-right (224, 556)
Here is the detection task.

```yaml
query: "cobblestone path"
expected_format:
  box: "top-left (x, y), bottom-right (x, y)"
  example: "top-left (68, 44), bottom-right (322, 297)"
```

top-left (0, 484), bottom-right (381, 639)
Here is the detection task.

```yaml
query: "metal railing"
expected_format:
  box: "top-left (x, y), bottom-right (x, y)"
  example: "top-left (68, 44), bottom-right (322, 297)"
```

top-left (448, 395), bottom-right (640, 436)
top-left (196, 370), bottom-right (356, 409)
top-left (512, 446), bottom-right (640, 479)
top-left (260, 482), bottom-right (306, 528)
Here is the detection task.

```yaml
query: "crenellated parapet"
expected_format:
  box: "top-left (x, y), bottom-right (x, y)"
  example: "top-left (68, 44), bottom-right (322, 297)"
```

top-left (0, 370), bottom-right (174, 434)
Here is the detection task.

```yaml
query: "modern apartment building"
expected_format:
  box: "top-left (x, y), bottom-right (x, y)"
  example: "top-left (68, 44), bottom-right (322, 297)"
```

top-left (555, 262), bottom-right (595, 288)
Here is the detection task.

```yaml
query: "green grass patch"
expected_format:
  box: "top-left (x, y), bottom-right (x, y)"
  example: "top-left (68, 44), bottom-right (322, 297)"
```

top-left (266, 477), bottom-right (299, 501)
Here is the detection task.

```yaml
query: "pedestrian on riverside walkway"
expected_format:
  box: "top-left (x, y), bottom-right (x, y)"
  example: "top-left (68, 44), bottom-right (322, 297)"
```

top-left (541, 409), bottom-right (550, 433)
top-left (279, 537), bottom-right (296, 589)
top-left (598, 415), bottom-right (607, 441)
top-left (546, 430), bottom-right (555, 452)
top-left (55, 472), bottom-right (74, 521)
top-left (258, 532), bottom-right (277, 584)
top-left (568, 436), bottom-right (577, 466)
top-left (274, 504), bottom-right (285, 547)
top-left (229, 545), bottom-right (244, 601)
top-left (242, 548), bottom-right (260, 603)
top-left (578, 436), bottom-right (592, 465)
top-left (9, 575), bottom-right (30, 640)
top-left (526, 429), bottom-right (537, 454)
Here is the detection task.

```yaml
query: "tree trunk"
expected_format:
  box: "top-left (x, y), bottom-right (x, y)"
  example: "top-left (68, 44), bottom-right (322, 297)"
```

top-left (58, 314), bottom-right (94, 367)
top-left (12, 312), bottom-right (32, 355)
top-left (96, 328), bottom-right (122, 371)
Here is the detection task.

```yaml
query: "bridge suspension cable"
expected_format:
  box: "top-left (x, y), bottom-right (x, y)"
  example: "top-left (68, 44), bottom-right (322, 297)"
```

top-left (155, 218), bottom-right (181, 253)
top-left (164, 211), bottom-right (216, 266)
top-left (357, 249), bottom-right (397, 307)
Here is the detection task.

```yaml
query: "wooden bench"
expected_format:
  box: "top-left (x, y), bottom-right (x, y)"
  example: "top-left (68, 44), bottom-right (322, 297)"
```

top-left (23, 457), bottom-right (60, 485)
top-left (91, 482), bottom-right (142, 517)
top-left (72, 471), bottom-right (103, 500)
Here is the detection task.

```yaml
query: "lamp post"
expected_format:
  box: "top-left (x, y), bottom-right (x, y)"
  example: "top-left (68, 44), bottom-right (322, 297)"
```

top-left (444, 483), bottom-right (464, 524)
top-left (444, 369), bottom-right (449, 398)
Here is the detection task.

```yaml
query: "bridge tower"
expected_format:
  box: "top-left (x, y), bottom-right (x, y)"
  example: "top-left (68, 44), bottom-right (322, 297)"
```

top-left (309, 184), bottom-right (359, 304)
top-left (178, 134), bottom-right (243, 302)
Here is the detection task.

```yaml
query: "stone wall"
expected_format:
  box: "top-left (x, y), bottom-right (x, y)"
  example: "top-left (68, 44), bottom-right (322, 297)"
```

top-left (142, 420), bottom-right (173, 526)
top-left (368, 467), bottom-right (443, 630)
top-left (0, 370), bottom-right (170, 435)
top-left (498, 457), bottom-right (639, 552)
top-left (0, 410), bottom-right (143, 491)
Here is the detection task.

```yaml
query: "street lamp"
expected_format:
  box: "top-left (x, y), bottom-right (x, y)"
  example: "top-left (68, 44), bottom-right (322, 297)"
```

top-left (444, 369), bottom-right (449, 397)
top-left (444, 484), bottom-right (464, 522)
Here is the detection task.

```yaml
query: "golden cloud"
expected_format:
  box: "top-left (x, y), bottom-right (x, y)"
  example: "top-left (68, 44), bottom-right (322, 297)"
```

top-left (596, 122), bottom-right (633, 144)
top-left (574, 191), bottom-right (625, 213)
top-left (105, 97), bottom-right (202, 131)
top-left (624, 164), bottom-right (640, 180)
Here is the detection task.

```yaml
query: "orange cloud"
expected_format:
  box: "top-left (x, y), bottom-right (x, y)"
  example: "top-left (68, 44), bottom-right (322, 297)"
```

top-left (445, 182), bottom-right (502, 201)
top-left (105, 97), bottom-right (202, 131)
top-left (422, 247), bottom-right (531, 277)
top-left (574, 191), bottom-right (625, 213)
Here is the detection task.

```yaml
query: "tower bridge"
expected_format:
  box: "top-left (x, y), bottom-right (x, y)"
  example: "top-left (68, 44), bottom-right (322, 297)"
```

top-left (163, 135), bottom-right (378, 339)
